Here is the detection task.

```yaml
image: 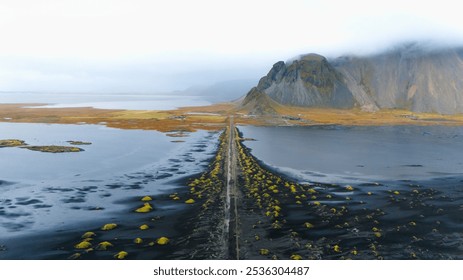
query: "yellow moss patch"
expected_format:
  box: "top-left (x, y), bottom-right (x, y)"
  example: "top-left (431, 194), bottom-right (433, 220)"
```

top-left (259, 249), bottom-right (270, 255)
top-left (96, 241), bottom-right (114, 251)
top-left (393, 191), bottom-right (400, 195)
top-left (139, 224), bottom-right (149, 230)
top-left (374, 232), bottom-right (382, 238)
top-left (290, 185), bottom-right (297, 193)
top-left (74, 241), bottom-right (92, 249)
top-left (345, 185), bottom-right (354, 191)
top-left (81, 232), bottom-right (96, 239)
top-left (304, 222), bottom-right (314, 229)
top-left (101, 223), bottom-right (118, 230)
top-left (333, 245), bottom-right (341, 253)
top-left (141, 196), bottom-right (152, 201)
top-left (114, 251), bottom-right (128, 260)
top-left (185, 199), bottom-right (195, 204)
top-left (135, 202), bottom-right (153, 213)
top-left (290, 254), bottom-right (303, 260)
top-left (134, 238), bottom-right (143, 244)
top-left (156, 237), bottom-right (170, 245)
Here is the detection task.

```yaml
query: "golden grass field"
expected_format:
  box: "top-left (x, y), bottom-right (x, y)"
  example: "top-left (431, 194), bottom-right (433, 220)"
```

top-left (1, 103), bottom-right (463, 135)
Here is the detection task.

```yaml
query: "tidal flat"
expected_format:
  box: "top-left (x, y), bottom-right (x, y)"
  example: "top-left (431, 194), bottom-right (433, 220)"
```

top-left (235, 125), bottom-right (463, 259)
top-left (0, 122), bottom-right (220, 259)
top-left (2, 106), bottom-right (463, 259)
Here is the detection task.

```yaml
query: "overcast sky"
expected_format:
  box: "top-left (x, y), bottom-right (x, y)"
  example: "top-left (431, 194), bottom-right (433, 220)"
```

top-left (1, 0), bottom-right (463, 92)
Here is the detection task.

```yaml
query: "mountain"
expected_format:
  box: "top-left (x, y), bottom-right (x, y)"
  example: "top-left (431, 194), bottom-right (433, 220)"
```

top-left (255, 54), bottom-right (355, 109)
top-left (239, 87), bottom-right (281, 115)
top-left (333, 44), bottom-right (463, 114)
top-left (242, 43), bottom-right (463, 114)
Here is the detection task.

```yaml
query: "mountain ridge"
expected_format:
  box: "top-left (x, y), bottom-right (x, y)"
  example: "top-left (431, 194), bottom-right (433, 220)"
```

top-left (242, 43), bottom-right (463, 114)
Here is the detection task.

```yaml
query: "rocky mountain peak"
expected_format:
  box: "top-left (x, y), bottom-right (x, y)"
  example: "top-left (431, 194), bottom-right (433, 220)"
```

top-left (254, 53), bottom-right (355, 108)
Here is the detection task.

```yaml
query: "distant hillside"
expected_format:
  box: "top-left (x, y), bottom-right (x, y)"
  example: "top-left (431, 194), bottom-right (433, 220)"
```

top-left (242, 43), bottom-right (463, 114)
top-left (181, 79), bottom-right (257, 103)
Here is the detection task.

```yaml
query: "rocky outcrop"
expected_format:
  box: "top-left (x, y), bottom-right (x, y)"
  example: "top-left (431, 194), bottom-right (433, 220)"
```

top-left (240, 87), bottom-right (280, 115)
top-left (256, 54), bottom-right (355, 109)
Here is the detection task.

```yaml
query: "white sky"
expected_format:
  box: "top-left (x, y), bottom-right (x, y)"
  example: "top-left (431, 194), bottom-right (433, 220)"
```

top-left (1, 0), bottom-right (462, 92)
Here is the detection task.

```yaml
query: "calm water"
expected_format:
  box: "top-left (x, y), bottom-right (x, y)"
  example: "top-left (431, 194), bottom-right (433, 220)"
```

top-left (0, 123), bottom-right (218, 238)
top-left (239, 125), bottom-right (463, 183)
top-left (0, 92), bottom-right (209, 110)
top-left (240, 125), bottom-right (463, 259)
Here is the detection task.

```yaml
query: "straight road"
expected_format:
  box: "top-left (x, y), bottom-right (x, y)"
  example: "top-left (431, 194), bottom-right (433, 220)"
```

top-left (225, 116), bottom-right (240, 259)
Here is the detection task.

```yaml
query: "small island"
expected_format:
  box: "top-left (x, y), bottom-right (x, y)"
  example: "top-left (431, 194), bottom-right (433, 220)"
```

top-left (67, 141), bottom-right (92, 145)
top-left (0, 139), bottom-right (27, 147)
top-left (21, 145), bottom-right (84, 153)
top-left (0, 139), bottom-right (84, 153)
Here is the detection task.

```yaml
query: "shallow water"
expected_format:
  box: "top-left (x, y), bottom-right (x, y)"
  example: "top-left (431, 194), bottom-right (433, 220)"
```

top-left (239, 125), bottom-right (463, 183)
top-left (0, 123), bottom-right (219, 240)
top-left (239, 125), bottom-right (463, 259)
top-left (0, 92), bottom-right (209, 110)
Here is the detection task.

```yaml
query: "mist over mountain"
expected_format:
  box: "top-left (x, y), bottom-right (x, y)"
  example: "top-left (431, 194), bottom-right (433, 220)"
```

top-left (243, 43), bottom-right (463, 114)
